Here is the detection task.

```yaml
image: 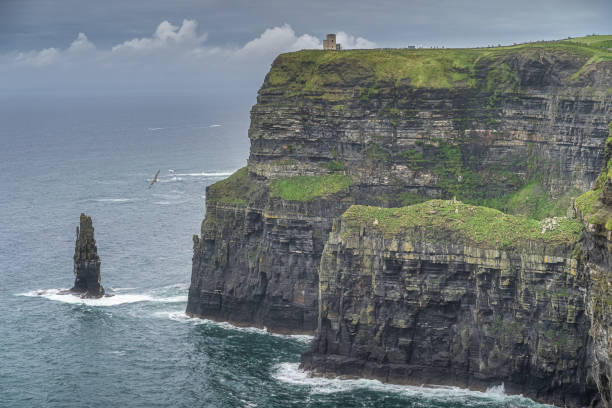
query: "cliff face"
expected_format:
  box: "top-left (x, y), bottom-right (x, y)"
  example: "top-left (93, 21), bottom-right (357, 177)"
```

top-left (301, 201), bottom-right (595, 406)
top-left (187, 39), bottom-right (612, 334)
top-left (71, 213), bottom-right (104, 298)
top-left (187, 171), bottom-right (352, 332)
top-left (576, 131), bottom-right (612, 406)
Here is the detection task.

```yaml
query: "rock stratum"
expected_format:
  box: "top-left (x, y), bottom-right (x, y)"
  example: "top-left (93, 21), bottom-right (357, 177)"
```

top-left (71, 213), bottom-right (105, 298)
top-left (301, 201), bottom-right (592, 406)
top-left (187, 36), bottom-right (612, 405)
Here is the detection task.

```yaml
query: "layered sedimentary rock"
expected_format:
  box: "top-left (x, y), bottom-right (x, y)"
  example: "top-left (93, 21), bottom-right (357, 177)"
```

top-left (71, 213), bottom-right (104, 298)
top-left (301, 201), bottom-right (595, 406)
top-left (188, 39), bottom-right (612, 333)
top-left (576, 132), bottom-right (612, 406)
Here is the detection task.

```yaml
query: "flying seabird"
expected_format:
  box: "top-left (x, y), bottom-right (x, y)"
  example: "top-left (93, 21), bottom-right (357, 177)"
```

top-left (148, 169), bottom-right (160, 189)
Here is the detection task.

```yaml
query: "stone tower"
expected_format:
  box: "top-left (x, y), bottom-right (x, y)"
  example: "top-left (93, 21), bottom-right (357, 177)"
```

top-left (71, 213), bottom-right (105, 298)
top-left (323, 34), bottom-right (341, 50)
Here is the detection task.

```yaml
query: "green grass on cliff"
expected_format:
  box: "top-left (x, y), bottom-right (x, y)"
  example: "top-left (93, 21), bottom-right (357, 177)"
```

top-left (342, 200), bottom-right (582, 250)
top-left (269, 174), bottom-right (352, 201)
top-left (502, 182), bottom-right (579, 219)
top-left (265, 35), bottom-right (612, 95)
top-left (207, 167), bottom-right (259, 206)
top-left (566, 35), bottom-right (612, 50)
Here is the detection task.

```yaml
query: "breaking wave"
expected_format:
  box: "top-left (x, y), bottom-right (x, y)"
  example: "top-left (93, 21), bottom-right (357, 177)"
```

top-left (18, 288), bottom-right (187, 307)
top-left (272, 363), bottom-right (552, 407)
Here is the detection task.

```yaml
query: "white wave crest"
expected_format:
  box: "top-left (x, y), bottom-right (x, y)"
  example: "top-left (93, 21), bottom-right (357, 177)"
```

top-left (148, 124), bottom-right (221, 131)
top-left (18, 289), bottom-right (186, 307)
top-left (159, 176), bottom-right (183, 183)
top-left (93, 198), bottom-right (138, 203)
top-left (272, 363), bottom-right (552, 406)
top-left (156, 311), bottom-right (313, 343)
top-left (172, 171), bottom-right (234, 177)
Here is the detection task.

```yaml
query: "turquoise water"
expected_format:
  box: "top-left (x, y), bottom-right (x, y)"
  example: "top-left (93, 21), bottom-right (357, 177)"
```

top-left (0, 92), bottom-right (552, 407)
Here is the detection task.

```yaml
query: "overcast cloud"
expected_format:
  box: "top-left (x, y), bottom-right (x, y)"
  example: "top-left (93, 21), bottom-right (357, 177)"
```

top-left (0, 19), bottom-right (376, 92)
top-left (1, 0), bottom-right (610, 93)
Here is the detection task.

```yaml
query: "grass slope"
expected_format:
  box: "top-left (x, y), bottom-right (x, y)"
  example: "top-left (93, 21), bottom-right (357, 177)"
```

top-left (266, 35), bottom-right (612, 94)
top-left (269, 174), bottom-right (352, 201)
top-left (207, 167), bottom-right (259, 206)
top-left (342, 200), bottom-right (581, 250)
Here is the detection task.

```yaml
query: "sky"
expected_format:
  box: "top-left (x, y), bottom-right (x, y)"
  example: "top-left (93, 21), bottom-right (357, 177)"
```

top-left (1, 0), bottom-right (611, 94)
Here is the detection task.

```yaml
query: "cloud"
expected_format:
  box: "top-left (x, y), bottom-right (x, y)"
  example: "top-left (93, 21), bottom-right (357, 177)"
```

top-left (336, 32), bottom-right (376, 49)
top-left (4, 20), bottom-right (375, 67)
top-left (111, 19), bottom-right (206, 54)
top-left (13, 47), bottom-right (61, 67)
top-left (68, 33), bottom-right (95, 53)
top-left (0, 21), bottom-right (375, 91)
top-left (238, 24), bottom-right (321, 57)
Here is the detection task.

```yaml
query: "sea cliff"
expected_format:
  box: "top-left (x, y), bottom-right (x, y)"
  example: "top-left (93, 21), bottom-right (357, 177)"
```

top-left (187, 36), bottom-right (612, 404)
top-left (300, 201), bottom-right (593, 406)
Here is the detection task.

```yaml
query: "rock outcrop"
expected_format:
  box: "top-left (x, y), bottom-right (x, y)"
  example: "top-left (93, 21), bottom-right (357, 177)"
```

top-left (301, 201), bottom-right (596, 406)
top-left (71, 213), bottom-right (104, 298)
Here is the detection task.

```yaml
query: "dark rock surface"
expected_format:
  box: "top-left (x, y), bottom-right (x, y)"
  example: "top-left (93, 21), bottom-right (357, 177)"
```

top-left (300, 208), bottom-right (595, 407)
top-left (70, 213), bottom-right (104, 298)
top-left (578, 135), bottom-right (612, 407)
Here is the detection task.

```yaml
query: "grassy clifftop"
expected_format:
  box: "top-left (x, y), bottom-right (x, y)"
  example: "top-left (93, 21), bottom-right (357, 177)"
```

top-left (342, 200), bottom-right (581, 250)
top-left (264, 35), bottom-right (612, 94)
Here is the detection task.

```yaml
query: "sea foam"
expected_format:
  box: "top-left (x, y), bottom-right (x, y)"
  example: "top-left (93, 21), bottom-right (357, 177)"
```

top-left (172, 171), bottom-right (234, 177)
top-left (19, 288), bottom-right (187, 307)
top-left (93, 198), bottom-right (138, 203)
top-left (272, 363), bottom-right (553, 407)
top-left (155, 311), bottom-right (313, 343)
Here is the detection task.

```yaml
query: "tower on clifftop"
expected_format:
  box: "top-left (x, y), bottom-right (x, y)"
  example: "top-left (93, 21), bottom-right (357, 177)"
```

top-left (323, 34), bottom-right (341, 50)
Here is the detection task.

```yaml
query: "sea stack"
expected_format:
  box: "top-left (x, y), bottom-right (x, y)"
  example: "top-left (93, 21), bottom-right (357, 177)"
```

top-left (71, 213), bottom-right (104, 298)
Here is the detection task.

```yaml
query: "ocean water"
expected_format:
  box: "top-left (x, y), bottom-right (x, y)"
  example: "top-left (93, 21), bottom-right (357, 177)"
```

top-left (0, 92), bottom-right (552, 407)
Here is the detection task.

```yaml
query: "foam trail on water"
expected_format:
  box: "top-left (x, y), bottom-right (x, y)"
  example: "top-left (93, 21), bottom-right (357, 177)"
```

top-left (93, 198), bottom-right (138, 203)
top-left (156, 311), bottom-right (313, 343)
top-left (172, 171), bottom-right (235, 177)
top-left (159, 176), bottom-right (183, 183)
top-left (19, 289), bottom-right (187, 307)
top-left (272, 363), bottom-right (553, 407)
top-left (148, 124), bottom-right (220, 131)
